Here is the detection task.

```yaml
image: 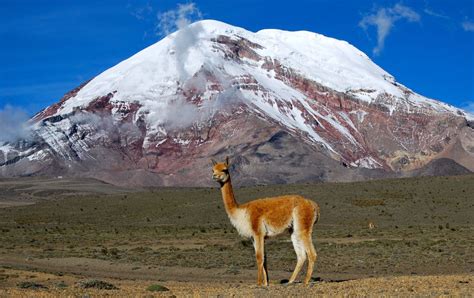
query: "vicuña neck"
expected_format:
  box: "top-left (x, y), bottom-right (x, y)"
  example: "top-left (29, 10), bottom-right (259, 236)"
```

top-left (220, 178), bottom-right (238, 214)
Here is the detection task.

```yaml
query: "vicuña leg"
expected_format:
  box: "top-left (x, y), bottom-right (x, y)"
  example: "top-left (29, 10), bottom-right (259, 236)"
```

top-left (253, 234), bottom-right (268, 286)
top-left (303, 234), bottom-right (317, 285)
top-left (288, 233), bottom-right (306, 283)
top-left (263, 249), bottom-right (269, 285)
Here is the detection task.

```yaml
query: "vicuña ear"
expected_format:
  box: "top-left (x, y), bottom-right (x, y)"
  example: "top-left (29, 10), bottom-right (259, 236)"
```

top-left (225, 156), bottom-right (230, 167)
top-left (211, 159), bottom-right (218, 166)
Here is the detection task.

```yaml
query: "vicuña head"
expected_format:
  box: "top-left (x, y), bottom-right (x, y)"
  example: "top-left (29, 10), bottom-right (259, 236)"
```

top-left (211, 156), bottom-right (230, 185)
top-left (211, 156), bottom-right (320, 286)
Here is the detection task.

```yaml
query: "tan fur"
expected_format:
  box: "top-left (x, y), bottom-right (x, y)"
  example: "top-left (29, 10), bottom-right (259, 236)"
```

top-left (212, 157), bottom-right (320, 286)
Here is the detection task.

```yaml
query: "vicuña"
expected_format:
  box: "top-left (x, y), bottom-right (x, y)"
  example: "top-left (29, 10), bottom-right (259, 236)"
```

top-left (211, 157), bottom-right (320, 286)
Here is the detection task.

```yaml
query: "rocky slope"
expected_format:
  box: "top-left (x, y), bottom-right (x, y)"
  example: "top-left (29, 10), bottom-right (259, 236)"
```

top-left (1, 20), bottom-right (472, 186)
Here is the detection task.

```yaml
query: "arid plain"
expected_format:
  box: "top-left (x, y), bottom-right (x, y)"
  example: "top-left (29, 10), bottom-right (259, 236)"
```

top-left (0, 175), bottom-right (473, 296)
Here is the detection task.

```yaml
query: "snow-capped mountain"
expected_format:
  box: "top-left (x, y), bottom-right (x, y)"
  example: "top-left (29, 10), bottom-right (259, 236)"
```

top-left (1, 20), bottom-right (473, 186)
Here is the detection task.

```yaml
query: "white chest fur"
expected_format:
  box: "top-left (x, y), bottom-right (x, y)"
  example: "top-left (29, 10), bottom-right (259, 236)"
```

top-left (229, 209), bottom-right (254, 238)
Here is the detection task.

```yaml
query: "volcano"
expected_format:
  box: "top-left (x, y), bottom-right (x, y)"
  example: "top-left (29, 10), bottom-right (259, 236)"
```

top-left (1, 20), bottom-right (473, 186)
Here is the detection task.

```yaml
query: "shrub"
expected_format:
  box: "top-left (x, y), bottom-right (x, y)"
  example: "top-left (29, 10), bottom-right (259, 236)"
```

top-left (17, 281), bottom-right (48, 289)
top-left (147, 284), bottom-right (169, 292)
top-left (76, 279), bottom-right (118, 290)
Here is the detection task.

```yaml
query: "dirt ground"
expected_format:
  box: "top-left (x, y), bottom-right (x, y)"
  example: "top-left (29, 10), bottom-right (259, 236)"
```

top-left (0, 175), bottom-right (473, 296)
top-left (0, 268), bottom-right (472, 297)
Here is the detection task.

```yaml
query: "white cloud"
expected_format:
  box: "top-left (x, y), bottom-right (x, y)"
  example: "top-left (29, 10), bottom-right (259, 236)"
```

top-left (391, 4), bottom-right (420, 22)
top-left (155, 2), bottom-right (202, 36)
top-left (462, 21), bottom-right (474, 32)
top-left (144, 66), bottom-right (245, 130)
top-left (0, 105), bottom-right (33, 143)
top-left (359, 4), bottom-right (420, 55)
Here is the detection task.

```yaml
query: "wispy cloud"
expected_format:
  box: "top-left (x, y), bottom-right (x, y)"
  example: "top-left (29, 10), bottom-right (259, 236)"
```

top-left (423, 8), bottom-right (449, 19)
top-left (155, 2), bottom-right (202, 37)
top-left (129, 2), bottom-right (153, 20)
top-left (423, 6), bottom-right (474, 33)
top-left (359, 4), bottom-right (420, 56)
top-left (462, 21), bottom-right (474, 32)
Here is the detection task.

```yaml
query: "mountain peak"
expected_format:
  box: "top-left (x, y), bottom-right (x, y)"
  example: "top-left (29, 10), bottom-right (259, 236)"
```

top-left (55, 19), bottom-right (463, 117)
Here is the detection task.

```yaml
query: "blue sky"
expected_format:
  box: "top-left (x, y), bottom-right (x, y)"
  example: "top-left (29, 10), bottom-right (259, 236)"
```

top-left (1, 0), bottom-right (473, 115)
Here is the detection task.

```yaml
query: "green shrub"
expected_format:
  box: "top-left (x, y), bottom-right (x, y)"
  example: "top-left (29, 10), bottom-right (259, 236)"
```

top-left (147, 284), bottom-right (169, 292)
